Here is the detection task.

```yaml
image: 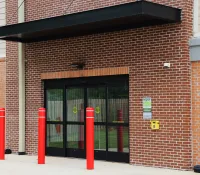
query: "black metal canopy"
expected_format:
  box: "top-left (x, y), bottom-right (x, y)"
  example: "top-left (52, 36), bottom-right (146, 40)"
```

top-left (0, 0), bottom-right (181, 43)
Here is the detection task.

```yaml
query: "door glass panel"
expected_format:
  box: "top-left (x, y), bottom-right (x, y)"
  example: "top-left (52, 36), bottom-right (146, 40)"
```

top-left (95, 125), bottom-right (106, 151)
top-left (47, 124), bottom-right (63, 148)
top-left (45, 76), bottom-right (129, 162)
top-left (87, 87), bottom-right (106, 122)
top-left (108, 87), bottom-right (128, 123)
top-left (46, 89), bottom-right (63, 121)
top-left (67, 124), bottom-right (84, 149)
top-left (108, 126), bottom-right (129, 153)
top-left (67, 88), bottom-right (84, 122)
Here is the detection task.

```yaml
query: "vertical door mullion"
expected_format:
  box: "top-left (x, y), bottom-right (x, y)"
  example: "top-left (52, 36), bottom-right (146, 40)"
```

top-left (84, 86), bottom-right (87, 157)
top-left (44, 87), bottom-right (47, 153)
top-left (106, 86), bottom-right (108, 154)
top-left (63, 86), bottom-right (67, 156)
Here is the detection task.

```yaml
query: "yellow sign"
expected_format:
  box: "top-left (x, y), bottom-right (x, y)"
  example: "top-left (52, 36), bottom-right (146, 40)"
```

top-left (150, 120), bottom-right (160, 130)
top-left (73, 107), bottom-right (78, 114)
top-left (95, 106), bottom-right (100, 114)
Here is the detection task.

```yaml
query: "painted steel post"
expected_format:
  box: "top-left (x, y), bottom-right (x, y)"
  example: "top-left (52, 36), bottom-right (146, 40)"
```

top-left (117, 110), bottom-right (123, 152)
top-left (38, 108), bottom-right (46, 164)
top-left (0, 108), bottom-right (5, 160)
top-left (86, 107), bottom-right (94, 170)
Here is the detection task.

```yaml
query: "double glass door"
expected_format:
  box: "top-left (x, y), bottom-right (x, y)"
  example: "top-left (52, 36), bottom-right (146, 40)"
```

top-left (45, 76), bottom-right (129, 163)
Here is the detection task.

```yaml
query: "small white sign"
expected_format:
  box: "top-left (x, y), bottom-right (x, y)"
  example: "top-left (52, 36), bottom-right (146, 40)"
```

top-left (143, 112), bottom-right (152, 120)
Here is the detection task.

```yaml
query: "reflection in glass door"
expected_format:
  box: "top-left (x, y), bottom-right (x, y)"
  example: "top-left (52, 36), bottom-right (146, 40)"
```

top-left (46, 89), bottom-right (64, 156)
top-left (107, 86), bottom-right (129, 162)
top-left (87, 87), bottom-right (107, 160)
top-left (66, 88), bottom-right (85, 158)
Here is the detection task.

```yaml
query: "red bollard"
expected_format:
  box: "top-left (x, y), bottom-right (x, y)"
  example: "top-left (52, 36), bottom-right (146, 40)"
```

top-left (86, 107), bottom-right (94, 170)
top-left (38, 108), bottom-right (46, 164)
top-left (0, 108), bottom-right (5, 160)
top-left (117, 110), bottom-right (123, 152)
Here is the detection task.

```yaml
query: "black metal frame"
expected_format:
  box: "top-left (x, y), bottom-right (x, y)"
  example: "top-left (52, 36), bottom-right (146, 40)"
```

top-left (0, 0), bottom-right (181, 43)
top-left (44, 75), bottom-right (129, 163)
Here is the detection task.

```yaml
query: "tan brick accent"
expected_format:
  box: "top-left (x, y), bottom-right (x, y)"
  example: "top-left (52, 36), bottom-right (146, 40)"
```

top-left (41, 67), bottom-right (129, 79)
top-left (192, 61), bottom-right (200, 166)
top-left (0, 58), bottom-right (5, 108)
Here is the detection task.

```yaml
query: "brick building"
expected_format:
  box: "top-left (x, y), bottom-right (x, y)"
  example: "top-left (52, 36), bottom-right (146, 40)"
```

top-left (0, 0), bottom-right (198, 170)
top-left (0, 59), bottom-right (5, 108)
top-left (0, 0), bottom-right (6, 108)
top-left (190, 0), bottom-right (200, 169)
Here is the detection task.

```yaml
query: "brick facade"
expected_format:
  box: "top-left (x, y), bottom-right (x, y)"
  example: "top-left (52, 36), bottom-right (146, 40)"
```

top-left (0, 59), bottom-right (5, 108)
top-left (192, 62), bottom-right (200, 166)
top-left (6, 0), bottom-right (193, 170)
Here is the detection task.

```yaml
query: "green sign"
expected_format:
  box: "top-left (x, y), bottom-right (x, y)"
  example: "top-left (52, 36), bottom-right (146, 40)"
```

top-left (73, 107), bottom-right (78, 114)
top-left (95, 106), bottom-right (100, 114)
top-left (143, 97), bottom-right (151, 112)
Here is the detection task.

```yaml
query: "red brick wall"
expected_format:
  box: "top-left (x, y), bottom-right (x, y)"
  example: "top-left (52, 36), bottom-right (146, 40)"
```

top-left (6, 0), bottom-right (193, 169)
top-left (24, 0), bottom-right (187, 22)
top-left (192, 62), bottom-right (200, 166)
top-left (0, 59), bottom-right (5, 108)
top-left (6, 0), bottom-right (19, 152)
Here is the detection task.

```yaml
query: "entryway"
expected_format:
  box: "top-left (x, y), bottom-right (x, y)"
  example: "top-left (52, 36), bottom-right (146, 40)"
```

top-left (44, 75), bottom-right (129, 163)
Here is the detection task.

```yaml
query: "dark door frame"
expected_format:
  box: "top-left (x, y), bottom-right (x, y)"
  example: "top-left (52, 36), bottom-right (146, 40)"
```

top-left (44, 75), bottom-right (129, 163)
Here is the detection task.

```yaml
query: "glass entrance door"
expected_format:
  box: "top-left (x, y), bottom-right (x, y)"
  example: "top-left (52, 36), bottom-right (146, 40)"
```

top-left (107, 86), bottom-right (129, 162)
top-left (46, 89), bottom-right (64, 156)
top-left (45, 75), bottom-right (129, 163)
top-left (87, 86), bottom-right (129, 162)
top-left (87, 87), bottom-right (107, 160)
top-left (66, 88), bottom-right (85, 158)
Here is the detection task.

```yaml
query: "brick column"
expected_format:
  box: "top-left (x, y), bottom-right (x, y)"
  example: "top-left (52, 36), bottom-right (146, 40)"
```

top-left (192, 62), bottom-right (200, 166)
top-left (0, 59), bottom-right (5, 108)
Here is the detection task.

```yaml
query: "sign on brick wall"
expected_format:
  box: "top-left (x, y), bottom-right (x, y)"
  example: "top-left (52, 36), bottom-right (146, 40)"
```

top-left (143, 97), bottom-right (152, 120)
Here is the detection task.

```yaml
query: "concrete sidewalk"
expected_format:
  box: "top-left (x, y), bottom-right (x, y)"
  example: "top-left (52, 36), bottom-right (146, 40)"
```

top-left (0, 154), bottom-right (196, 175)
